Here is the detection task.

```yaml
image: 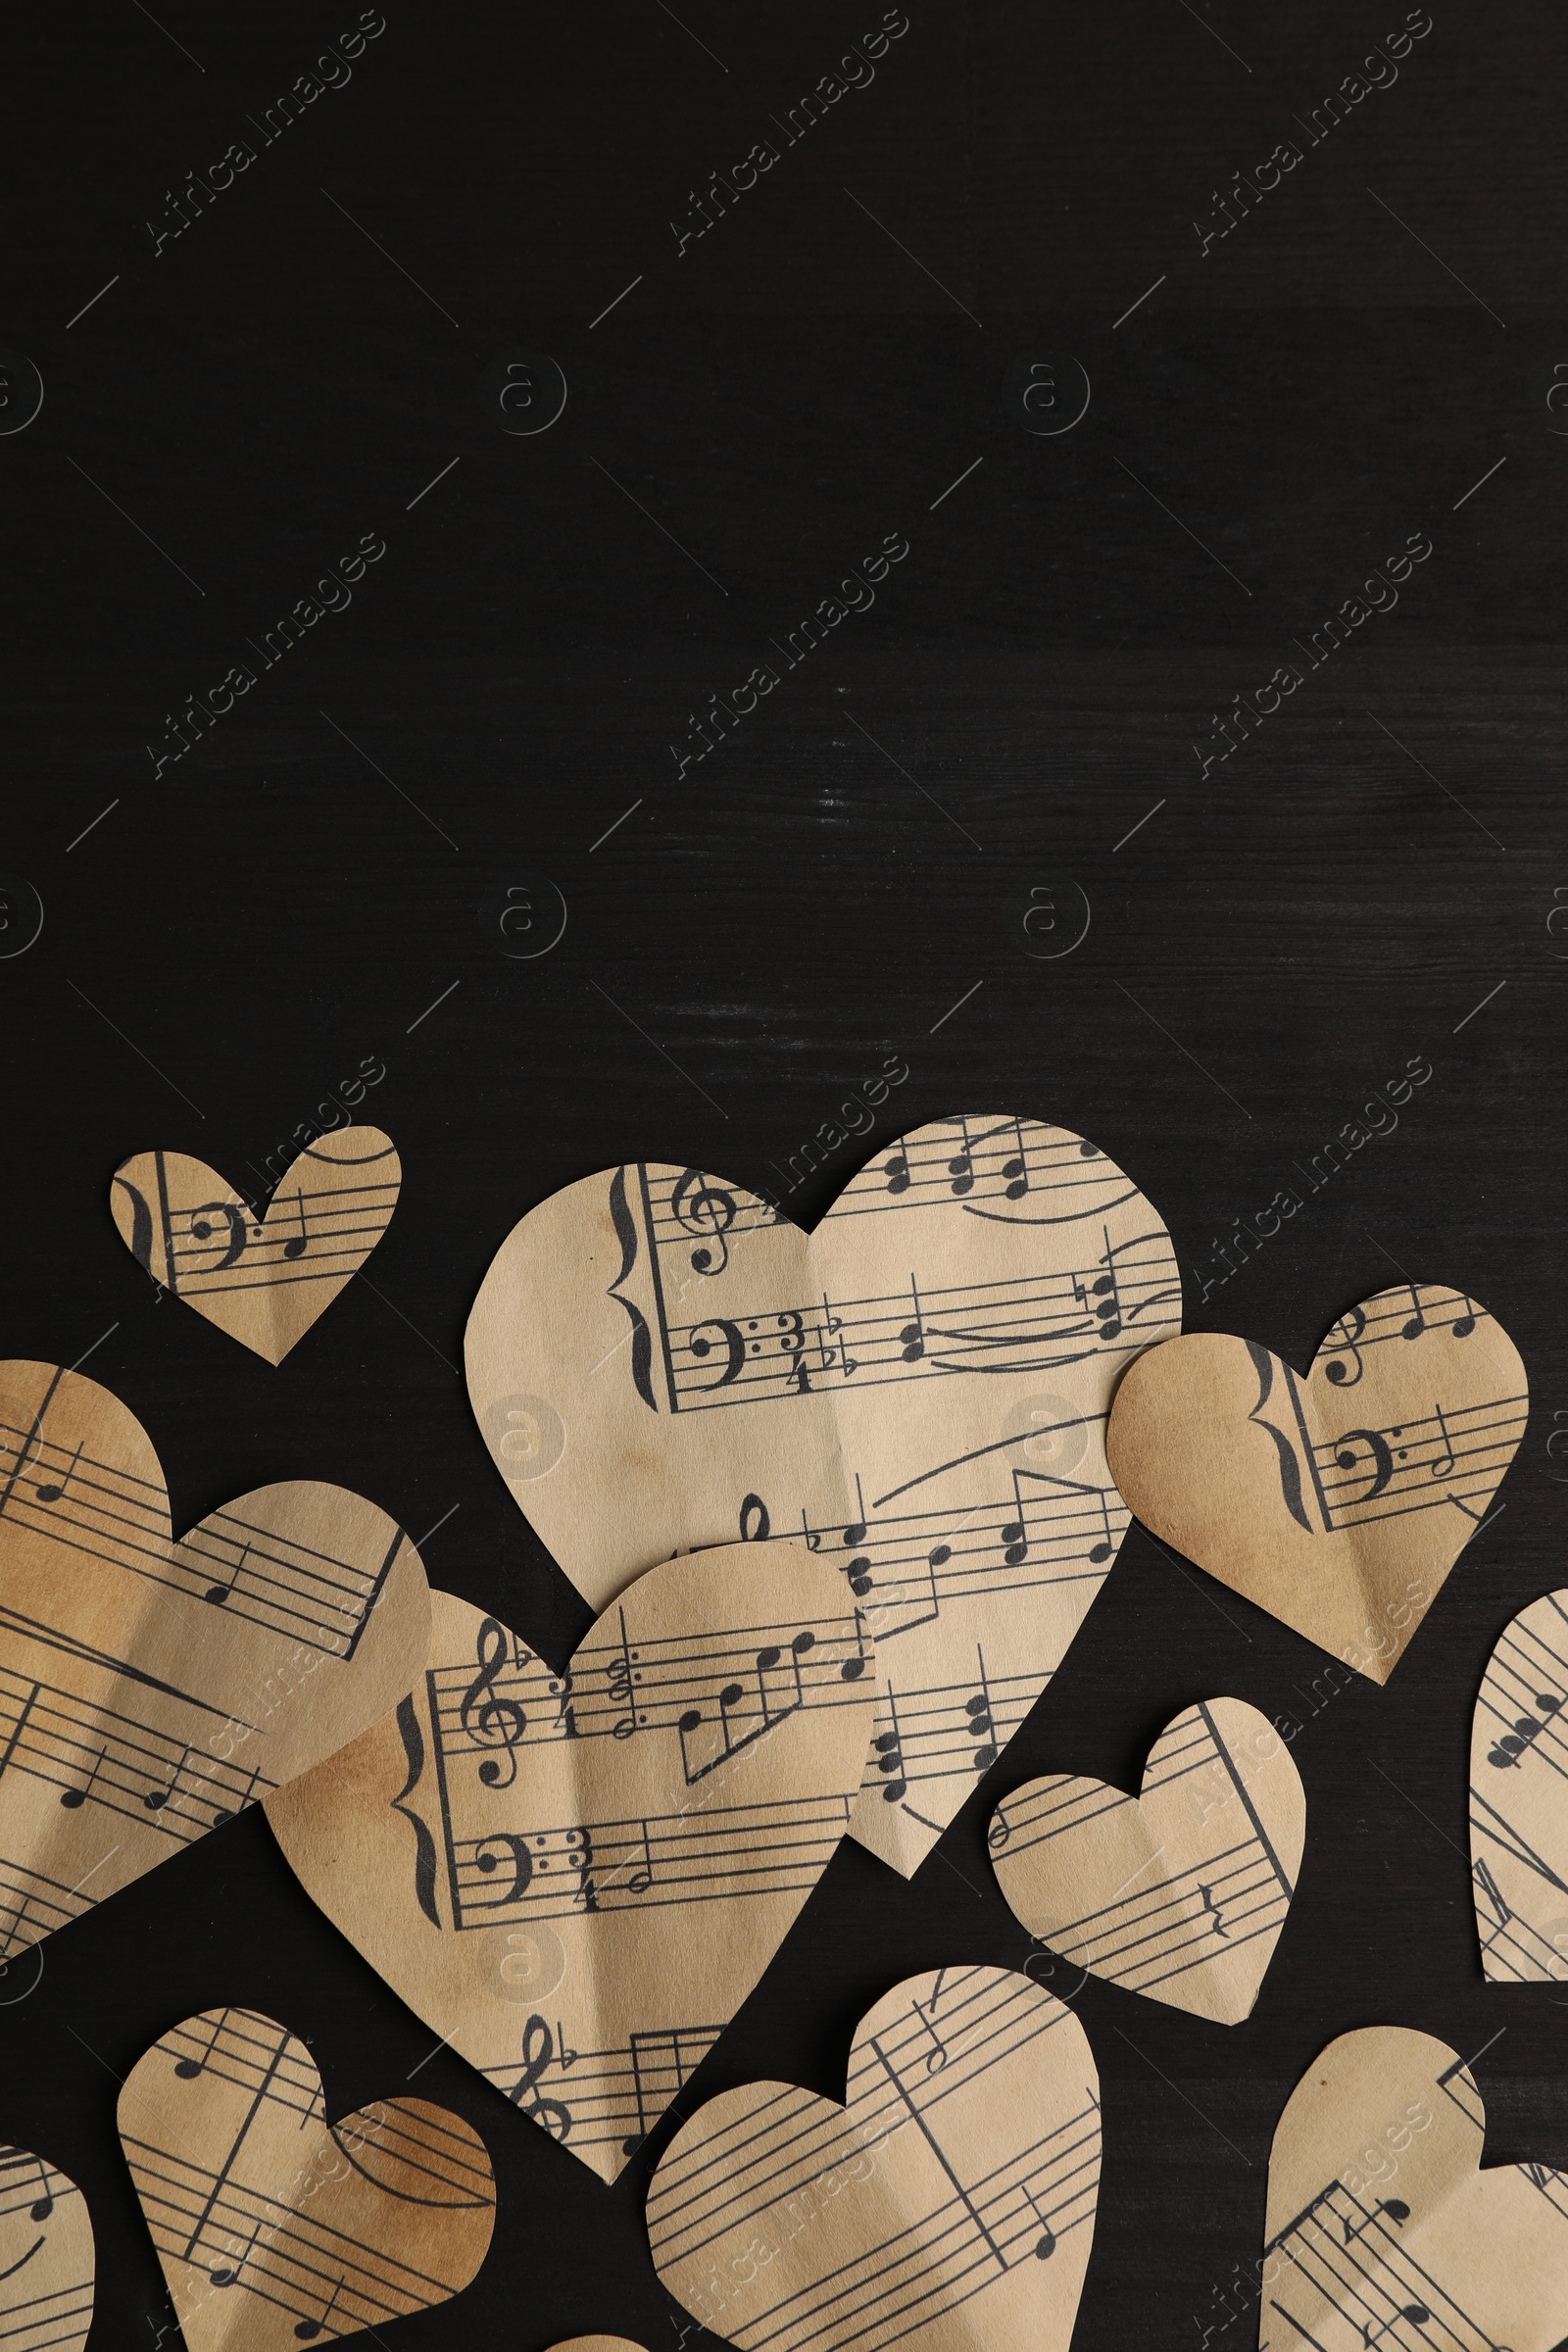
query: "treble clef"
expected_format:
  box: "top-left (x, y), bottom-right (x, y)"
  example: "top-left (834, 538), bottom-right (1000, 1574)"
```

top-left (509, 2012), bottom-right (572, 2139)
top-left (460, 1618), bottom-right (527, 1789)
top-left (669, 1166), bottom-right (738, 1276)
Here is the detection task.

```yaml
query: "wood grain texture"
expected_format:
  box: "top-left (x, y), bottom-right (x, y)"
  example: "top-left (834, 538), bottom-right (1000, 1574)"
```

top-left (0, 1), bottom-right (1559, 2345)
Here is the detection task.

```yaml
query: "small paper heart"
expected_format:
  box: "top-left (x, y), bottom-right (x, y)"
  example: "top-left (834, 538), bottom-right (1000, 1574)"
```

top-left (119, 2007), bottom-right (494, 2349)
top-left (1107, 1284), bottom-right (1526, 1680)
top-left (649, 1965), bottom-right (1099, 2352)
top-left (112, 1128), bottom-right (401, 1362)
top-left (267, 1543), bottom-right (880, 2183)
top-left (466, 1114), bottom-right (1181, 1872)
top-left (1263, 2025), bottom-right (1568, 2349)
top-left (0, 1358), bottom-right (429, 1958)
top-left (0, 2142), bottom-right (93, 2350)
top-left (989, 1696), bottom-right (1303, 2023)
top-left (1470, 1588), bottom-right (1568, 1980)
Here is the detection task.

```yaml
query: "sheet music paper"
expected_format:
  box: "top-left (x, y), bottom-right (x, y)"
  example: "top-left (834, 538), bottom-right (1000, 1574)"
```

top-left (1470, 1588), bottom-right (1568, 1981)
top-left (111, 1129), bottom-right (401, 1362)
top-left (119, 2006), bottom-right (494, 2350)
top-left (465, 1113), bottom-right (1180, 1875)
top-left (648, 1963), bottom-right (1100, 2352)
top-left (1260, 2025), bottom-right (1568, 2352)
top-left (546, 2340), bottom-right (648, 2351)
top-left (0, 2142), bottom-right (94, 2352)
top-left (266, 1543), bottom-right (880, 2184)
top-left (1107, 1285), bottom-right (1525, 1682)
top-left (989, 1696), bottom-right (1302, 2024)
top-left (0, 1359), bottom-right (429, 1958)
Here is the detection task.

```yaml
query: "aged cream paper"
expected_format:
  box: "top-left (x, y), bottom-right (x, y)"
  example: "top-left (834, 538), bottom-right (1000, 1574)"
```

top-left (1261, 2025), bottom-right (1568, 2351)
top-left (466, 1114), bottom-right (1180, 1874)
top-left (119, 2006), bottom-right (494, 2349)
top-left (648, 1963), bottom-right (1099, 2352)
top-left (1470, 1587), bottom-right (1568, 1980)
top-left (1107, 1284), bottom-right (1525, 1681)
top-left (111, 1128), bottom-right (401, 1361)
top-left (0, 1359), bottom-right (429, 1956)
top-left (267, 1542), bottom-right (879, 2184)
top-left (0, 2142), bottom-right (94, 2352)
top-left (990, 1696), bottom-right (1302, 2024)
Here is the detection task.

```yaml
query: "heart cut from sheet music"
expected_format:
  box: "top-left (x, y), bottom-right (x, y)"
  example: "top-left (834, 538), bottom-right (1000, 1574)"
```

top-left (119, 2007), bottom-right (494, 2350)
top-left (989, 1696), bottom-right (1304, 2024)
top-left (0, 2142), bottom-right (94, 2351)
top-left (1106, 1284), bottom-right (1526, 1682)
top-left (465, 1113), bottom-right (1181, 1876)
top-left (1263, 2026), bottom-right (1568, 2352)
top-left (0, 1359), bottom-right (429, 1960)
top-left (266, 1543), bottom-right (880, 2185)
top-left (111, 1127), bottom-right (401, 1362)
top-left (1470, 1587), bottom-right (1568, 1981)
top-left (649, 1964), bottom-right (1100, 2352)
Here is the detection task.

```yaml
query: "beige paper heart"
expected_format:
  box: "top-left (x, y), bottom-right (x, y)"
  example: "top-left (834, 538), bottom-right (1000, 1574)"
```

top-left (111, 1129), bottom-right (401, 1362)
top-left (266, 1543), bottom-right (879, 2184)
top-left (119, 2007), bottom-right (494, 2349)
top-left (465, 1114), bottom-right (1180, 1874)
top-left (989, 1696), bottom-right (1303, 2024)
top-left (1262, 2025), bottom-right (1568, 2351)
top-left (649, 1964), bottom-right (1099, 2352)
top-left (0, 2142), bottom-right (94, 2351)
top-left (1106, 1284), bottom-right (1526, 1682)
top-left (0, 1359), bottom-right (429, 1957)
top-left (1470, 1588), bottom-right (1568, 1981)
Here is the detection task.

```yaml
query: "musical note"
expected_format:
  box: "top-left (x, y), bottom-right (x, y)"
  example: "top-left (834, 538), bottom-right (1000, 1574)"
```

top-left (58, 1749), bottom-right (103, 1812)
top-left (883, 1151), bottom-right (910, 1195)
top-left (32, 1442), bottom-right (82, 1505)
top-left (1002, 1117), bottom-right (1031, 1203)
top-left (965, 1652), bottom-right (997, 1773)
top-left (143, 1744), bottom-right (189, 1814)
top-left (872, 1690), bottom-right (906, 1803)
top-left (175, 2012), bottom-right (227, 2080)
top-left (1430, 1401), bottom-right (1455, 1481)
top-left (281, 1191), bottom-right (310, 1262)
top-left (1451, 1295), bottom-right (1478, 1338)
top-left (841, 1610), bottom-right (871, 1683)
top-left (203, 1542), bottom-right (250, 1607)
top-left (294, 2276), bottom-right (345, 2337)
top-left (1399, 1283), bottom-right (1427, 1342)
top-left (900, 1281), bottom-right (926, 1363)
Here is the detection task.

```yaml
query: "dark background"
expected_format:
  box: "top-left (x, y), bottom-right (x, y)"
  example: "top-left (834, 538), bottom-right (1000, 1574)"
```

top-left (2, 0), bottom-right (1565, 2343)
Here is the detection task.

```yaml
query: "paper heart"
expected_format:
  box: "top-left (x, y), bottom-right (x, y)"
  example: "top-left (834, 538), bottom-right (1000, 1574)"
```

top-left (0, 2141), bottom-right (94, 2350)
top-left (1262, 2025), bottom-right (1568, 2351)
top-left (266, 1543), bottom-right (879, 2184)
top-left (0, 1359), bottom-right (428, 1957)
top-left (1106, 1284), bottom-right (1526, 1682)
top-left (546, 2341), bottom-right (647, 2351)
top-left (1469, 1588), bottom-right (1568, 1981)
top-left (649, 1964), bottom-right (1100, 2352)
top-left (111, 1128), bottom-right (401, 1362)
top-left (465, 1113), bottom-right (1180, 1875)
top-left (989, 1696), bottom-right (1303, 2024)
top-left (119, 2007), bottom-right (494, 2349)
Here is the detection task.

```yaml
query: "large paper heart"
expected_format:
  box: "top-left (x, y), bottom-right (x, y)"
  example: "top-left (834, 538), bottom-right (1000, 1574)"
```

top-left (266, 1543), bottom-right (879, 2184)
top-left (1470, 1587), bottom-right (1568, 1981)
top-left (0, 1359), bottom-right (428, 1958)
top-left (1262, 2025), bottom-right (1568, 2351)
top-left (0, 2141), bottom-right (94, 2351)
top-left (989, 1696), bottom-right (1302, 2024)
top-left (111, 1128), bottom-right (401, 1362)
top-left (1106, 1284), bottom-right (1527, 1681)
top-left (119, 2007), bottom-right (494, 2348)
top-left (466, 1114), bottom-right (1180, 1874)
top-left (649, 1964), bottom-right (1100, 2352)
